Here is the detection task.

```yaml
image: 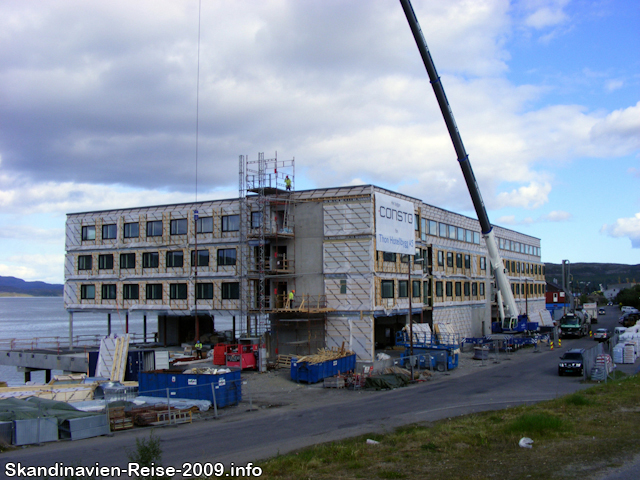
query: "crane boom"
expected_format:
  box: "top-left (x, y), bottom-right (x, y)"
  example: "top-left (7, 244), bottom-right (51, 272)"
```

top-left (398, 0), bottom-right (520, 326)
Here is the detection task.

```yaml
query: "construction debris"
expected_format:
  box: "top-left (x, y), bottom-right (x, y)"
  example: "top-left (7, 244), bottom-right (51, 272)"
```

top-left (294, 346), bottom-right (354, 365)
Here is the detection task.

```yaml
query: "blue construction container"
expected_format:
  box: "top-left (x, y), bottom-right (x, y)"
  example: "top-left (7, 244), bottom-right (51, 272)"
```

top-left (290, 354), bottom-right (356, 383)
top-left (138, 368), bottom-right (241, 408)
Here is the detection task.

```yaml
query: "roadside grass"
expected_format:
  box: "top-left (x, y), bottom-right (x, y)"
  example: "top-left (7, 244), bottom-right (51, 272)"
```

top-left (215, 373), bottom-right (640, 480)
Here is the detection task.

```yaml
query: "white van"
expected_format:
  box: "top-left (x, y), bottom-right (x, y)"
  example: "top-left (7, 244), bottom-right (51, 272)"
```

top-left (621, 306), bottom-right (639, 314)
top-left (614, 326), bottom-right (627, 336)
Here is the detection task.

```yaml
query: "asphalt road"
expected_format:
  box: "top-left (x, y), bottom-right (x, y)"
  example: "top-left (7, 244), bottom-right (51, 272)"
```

top-left (2, 305), bottom-right (638, 479)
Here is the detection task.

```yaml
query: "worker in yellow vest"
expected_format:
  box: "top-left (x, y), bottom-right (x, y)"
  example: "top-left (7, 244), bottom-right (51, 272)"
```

top-left (195, 340), bottom-right (203, 359)
top-left (286, 290), bottom-right (295, 309)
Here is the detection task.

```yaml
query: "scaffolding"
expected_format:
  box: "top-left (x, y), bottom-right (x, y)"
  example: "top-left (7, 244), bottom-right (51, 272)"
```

top-left (238, 153), bottom-right (295, 337)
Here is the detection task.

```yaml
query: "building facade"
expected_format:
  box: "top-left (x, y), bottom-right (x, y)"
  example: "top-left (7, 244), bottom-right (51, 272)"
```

top-left (64, 184), bottom-right (546, 361)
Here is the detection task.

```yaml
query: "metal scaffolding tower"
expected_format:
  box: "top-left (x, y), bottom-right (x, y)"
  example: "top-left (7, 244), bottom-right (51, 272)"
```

top-left (238, 153), bottom-right (295, 337)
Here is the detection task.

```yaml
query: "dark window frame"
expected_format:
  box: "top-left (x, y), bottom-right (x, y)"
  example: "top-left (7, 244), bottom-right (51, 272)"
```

top-left (146, 220), bottom-right (163, 237)
top-left (221, 215), bottom-right (240, 232)
top-left (217, 248), bottom-right (236, 266)
top-left (123, 222), bottom-right (139, 239)
top-left (102, 224), bottom-right (117, 240)
top-left (146, 284), bottom-right (163, 300)
top-left (191, 250), bottom-right (210, 267)
top-left (169, 283), bottom-right (188, 299)
top-left (80, 284), bottom-right (95, 300)
top-left (170, 218), bottom-right (188, 236)
top-left (101, 284), bottom-right (116, 300)
top-left (123, 284), bottom-right (139, 300)
top-left (120, 253), bottom-right (136, 269)
top-left (81, 226), bottom-right (96, 241)
top-left (221, 282), bottom-right (240, 300)
top-left (381, 280), bottom-right (394, 299)
top-left (78, 255), bottom-right (92, 271)
top-left (435, 281), bottom-right (443, 297)
top-left (98, 254), bottom-right (114, 270)
top-left (142, 252), bottom-right (159, 268)
top-left (197, 216), bottom-right (213, 234)
top-left (166, 251), bottom-right (184, 268)
top-left (196, 283), bottom-right (213, 300)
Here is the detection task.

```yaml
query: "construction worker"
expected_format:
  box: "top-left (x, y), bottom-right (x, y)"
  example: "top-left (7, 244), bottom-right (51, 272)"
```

top-left (194, 340), bottom-right (203, 359)
top-left (286, 289), bottom-right (295, 309)
top-left (285, 175), bottom-right (292, 191)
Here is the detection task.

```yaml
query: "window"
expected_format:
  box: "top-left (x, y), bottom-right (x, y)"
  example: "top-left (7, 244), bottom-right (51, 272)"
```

top-left (340, 279), bottom-right (347, 294)
top-left (142, 252), bottom-right (159, 268)
top-left (479, 282), bottom-right (485, 296)
top-left (437, 251), bottom-right (444, 267)
top-left (81, 226), bottom-right (95, 241)
top-left (412, 280), bottom-right (420, 298)
top-left (448, 225), bottom-right (456, 239)
top-left (472, 282), bottom-right (478, 296)
top-left (398, 280), bottom-right (408, 298)
top-left (456, 253), bottom-right (462, 269)
top-left (98, 254), bottom-right (113, 270)
top-left (197, 216), bottom-right (213, 233)
top-left (196, 283), bottom-right (213, 300)
top-left (455, 282), bottom-right (462, 297)
top-left (120, 253), bottom-right (136, 269)
top-left (123, 284), bottom-right (139, 300)
top-left (516, 262), bottom-right (520, 273)
top-left (101, 284), bottom-right (116, 300)
top-left (415, 214), bottom-right (420, 231)
top-left (421, 218), bottom-right (427, 241)
top-left (166, 251), bottom-right (184, 268)
top-left (466, 230), bottom-right (473, 243)
top-left (473, 232), bottom-right (480, 244)
top-left (217, 248), bottom-right (236, 266)
top-left (435, 281), bottom-right (443, 297)
top-left (457, 227), bottom-right (464, 241)
top-left (480, 257), bottom-right (486, 271)
top-left (170, 283), bottom-right (188, 299)
top-left (170, 219), bottom-right (188, 235)
top-left (102, 224), bottom-right (117, 240)
top-left (251, 212), bottom-right (263, 229)
top-left (464, 282), bottom-right (470, 296)
top-left (446, 252), bottom-right (453, 268)
top-left (80, 284), bottom-right (95, 299)
top-left (124, 222), bottom-right (139, 238)
top-left (439, 223), bottom-right (447, 237)
top-left (429, 220), bottom-right (437, 236)
top-left (221, 215), bottom-right (240, 232)
top-left (78, 255), bottom-right (92, 271)
top-left (221, 282), bottom-right (240, 300)
top-left (445, 282), bottom-right (453, 297)
top-left (146, 220), bottom-right (163, 237)
top-left (146, 284), bottom-right (163, 300)
top-left (382, 252), bottom-right (396, 262)
top-left (381, 280), bottom-right (394, 298)
top-left (400, 254), bottom-right (409, 263)
top-left (464, 254), bottom-right (471, 269)
top-left (191, 250), bottom-right (210, 267)
top-left (423, 280), bottom-right (430, 302)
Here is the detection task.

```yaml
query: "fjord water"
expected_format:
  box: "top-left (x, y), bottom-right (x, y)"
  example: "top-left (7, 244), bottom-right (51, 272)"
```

top-left (0, 297), bottom-right (158, 386)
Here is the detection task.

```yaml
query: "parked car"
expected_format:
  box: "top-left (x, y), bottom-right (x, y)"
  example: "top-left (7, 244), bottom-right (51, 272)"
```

top-left (593, 328), bottom-right (610, 342)
top-left (619, 312), bottom-right (640, 328)
top-left (598, 308), bottom-right (606, 315)
top-left (614, 326), bottom-right (627, 336)
top-left (558, 349), bottom-right (585, 376)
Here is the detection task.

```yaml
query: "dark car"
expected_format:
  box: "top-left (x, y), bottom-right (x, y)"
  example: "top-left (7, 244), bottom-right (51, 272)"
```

top-left (619, 312), bottom-right (640, 328)
top-left (598, 308), bottom-right (606, 315)
top-left (558, 349), bottom-right (585, 376)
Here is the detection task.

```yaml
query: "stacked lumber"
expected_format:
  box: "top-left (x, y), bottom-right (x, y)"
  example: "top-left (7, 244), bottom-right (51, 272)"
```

top-left (295, 346), bottom-right (354, 365)
top-left (108, 406), bottom-right (133, 431)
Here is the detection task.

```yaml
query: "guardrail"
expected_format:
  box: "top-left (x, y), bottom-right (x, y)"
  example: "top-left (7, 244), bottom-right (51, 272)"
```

top-left (0, 332), bottom-right (156, 351)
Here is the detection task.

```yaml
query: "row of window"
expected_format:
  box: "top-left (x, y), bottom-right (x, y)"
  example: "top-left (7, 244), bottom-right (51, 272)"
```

top-left (436, 250), bottom-right (486, 271)
top-left (81, 214), bottom-right (244, 242)
top-left (511, 282), bottom-right (544, 296)
top-left (434, 280), bottom-right (486, 298)
top-left (77, 248), bottom-right (237, 272)
top-left (380, 279), bottom-right (427, 299)
top-left (79, 282), bottom-right (240, 301)
top-left (415, 217), bottom-right (540, 257)
top-left (504, 260), bottom-right (544, 276)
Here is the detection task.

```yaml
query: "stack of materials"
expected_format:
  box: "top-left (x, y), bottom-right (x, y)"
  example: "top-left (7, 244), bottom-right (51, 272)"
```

top-left (591, 354), bottom-right (614, 381)
top-left (291, 346), bottom-right (356, 384)
top-left (613, 343), bottom-right (625, 364)
top-left (623, 344), bottom-right (636, 364)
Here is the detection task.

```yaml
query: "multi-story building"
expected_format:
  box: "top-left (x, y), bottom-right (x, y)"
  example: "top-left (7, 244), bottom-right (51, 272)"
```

top-left (64, 162), bottom-right (545, 361)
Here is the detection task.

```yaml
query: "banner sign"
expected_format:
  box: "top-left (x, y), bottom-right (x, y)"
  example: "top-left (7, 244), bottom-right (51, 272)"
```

top-left (374, 192), bottom-right (415, 255)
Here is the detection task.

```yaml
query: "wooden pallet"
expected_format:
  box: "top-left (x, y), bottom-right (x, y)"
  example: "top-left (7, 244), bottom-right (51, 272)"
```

top-left (108, 407), bottom-right (133, 431)
top-left (276, 354), bottom-right (294, 369)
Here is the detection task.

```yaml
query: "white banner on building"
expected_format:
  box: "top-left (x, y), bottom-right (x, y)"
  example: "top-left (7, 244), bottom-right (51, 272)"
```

top-left (374, 192), bottom-right (415, 255)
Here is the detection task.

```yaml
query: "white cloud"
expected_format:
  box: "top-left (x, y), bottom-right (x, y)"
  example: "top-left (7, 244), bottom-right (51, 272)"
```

top-left (495, 181), bottom-right (551, 209)
top-left (602, 213), bottom-right (640, 249)
top-left (605, 79), bottom-right (624, 92)
top-left (0, 254), bottom-right (64, 284)
top-left (543, 210), bottom-right (572, 222)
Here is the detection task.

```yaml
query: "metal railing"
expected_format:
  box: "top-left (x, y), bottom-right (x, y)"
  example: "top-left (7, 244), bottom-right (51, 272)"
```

top-left (0, 332), bottom-right (156, 351)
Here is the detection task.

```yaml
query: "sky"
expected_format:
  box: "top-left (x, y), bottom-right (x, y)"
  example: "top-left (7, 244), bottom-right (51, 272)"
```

top-left (0, 0), bottom-right (638, 285)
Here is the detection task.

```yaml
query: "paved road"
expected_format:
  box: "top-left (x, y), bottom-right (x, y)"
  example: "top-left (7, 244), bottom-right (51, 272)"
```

top-left (1, 306), bottom-right (637, 479)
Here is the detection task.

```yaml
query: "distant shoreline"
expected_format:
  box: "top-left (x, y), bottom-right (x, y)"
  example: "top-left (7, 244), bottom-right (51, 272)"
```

top-left (0, 293), bottom-right (62, 298)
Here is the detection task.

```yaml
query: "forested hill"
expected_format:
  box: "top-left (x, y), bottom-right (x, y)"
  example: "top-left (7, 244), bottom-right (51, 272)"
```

top-left (544, 263), bottom-right (640, 289)
top-left (0, 276), bottom-right (63, 297)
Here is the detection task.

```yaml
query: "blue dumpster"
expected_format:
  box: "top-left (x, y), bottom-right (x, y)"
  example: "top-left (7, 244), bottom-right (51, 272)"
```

top-left (138, 368), bottom-right (241, 408)
top-left (290, 354), bottom-right (356, 383)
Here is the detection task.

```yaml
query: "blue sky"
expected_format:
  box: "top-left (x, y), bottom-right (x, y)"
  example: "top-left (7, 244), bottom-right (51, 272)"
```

top-left (0, 0), bottom-right (638, 284)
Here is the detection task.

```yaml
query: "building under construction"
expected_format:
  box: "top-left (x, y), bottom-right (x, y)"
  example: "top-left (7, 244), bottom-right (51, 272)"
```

top-left (64, 154), bottom-right (547, 361)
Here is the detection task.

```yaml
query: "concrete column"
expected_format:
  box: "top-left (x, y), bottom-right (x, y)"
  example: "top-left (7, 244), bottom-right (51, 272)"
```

top-left (68, 311), bottom-right (73, 351)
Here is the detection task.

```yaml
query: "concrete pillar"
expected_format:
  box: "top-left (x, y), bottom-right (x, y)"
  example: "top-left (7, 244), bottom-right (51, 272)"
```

top-left (68, 311), bottom-right (73, 351)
